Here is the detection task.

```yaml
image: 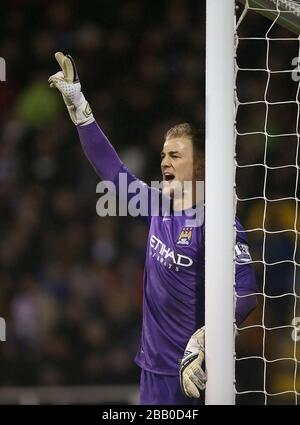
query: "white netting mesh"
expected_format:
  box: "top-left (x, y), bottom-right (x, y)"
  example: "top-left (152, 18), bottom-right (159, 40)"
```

top-left (234, 0), bottom-right (300, 404)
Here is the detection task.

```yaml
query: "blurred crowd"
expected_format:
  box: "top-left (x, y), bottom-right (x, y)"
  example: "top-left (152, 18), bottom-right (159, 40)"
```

top-left (0, 0), bottom-right (299, 403)
top-left (0, 0), bottom-right (204, 387)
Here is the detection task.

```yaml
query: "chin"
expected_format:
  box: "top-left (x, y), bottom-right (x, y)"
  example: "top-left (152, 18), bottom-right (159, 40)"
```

top-left (162, 179), bottom-right (182, 198)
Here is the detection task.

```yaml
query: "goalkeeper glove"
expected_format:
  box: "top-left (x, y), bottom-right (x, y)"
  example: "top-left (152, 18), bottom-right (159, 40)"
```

top-left (179, 326), bottom-right (207, 398)
top-left (48, 52), bottom-right (94, 126)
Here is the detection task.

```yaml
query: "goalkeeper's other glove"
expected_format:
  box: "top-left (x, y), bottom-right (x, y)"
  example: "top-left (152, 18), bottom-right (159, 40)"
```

top-left (48, 52), bottom-right (94, 126)
top-left (179, 326), bottom-right (207, 398)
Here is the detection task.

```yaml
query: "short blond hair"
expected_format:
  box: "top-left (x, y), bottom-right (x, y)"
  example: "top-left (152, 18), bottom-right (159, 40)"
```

top-left (165, 122), bottom-right (195, 141)
top-left (165, 123), bottom-right (205, 162)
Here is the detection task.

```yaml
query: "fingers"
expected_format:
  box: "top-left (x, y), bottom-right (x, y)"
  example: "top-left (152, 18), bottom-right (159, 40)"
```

top-left (55, 52), bottom-right (72, 82)
top-left (55, 51), bottom-right (65, 71)
top-left (65, 54), bottom-right (79, 83)
top-left (183, 376), bottom-right (201, 398)
top-left (48, 71), bottom-right (64, 88)
top-left (188, 364), bottom-right (206, 391)
top-left (194, 363), bottom-right (207, 382)
top-left (190, 369), bottom-right (206, 391)
top-left (54, 52), bottom-right (79, 83)
top-left (181, 361), bottom-right (207, 398)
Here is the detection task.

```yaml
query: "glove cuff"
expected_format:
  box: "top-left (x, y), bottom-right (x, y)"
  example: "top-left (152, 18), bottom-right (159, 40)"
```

top-left (67, 97), bottom-right (95, 126)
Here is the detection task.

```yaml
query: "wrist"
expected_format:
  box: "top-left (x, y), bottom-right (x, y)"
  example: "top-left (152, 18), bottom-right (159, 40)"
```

top-left (67, 98), bottom-right (94, 126)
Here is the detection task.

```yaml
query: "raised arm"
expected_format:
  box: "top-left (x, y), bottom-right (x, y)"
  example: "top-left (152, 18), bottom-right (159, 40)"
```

top-left (48, 52), bottom-right (163, 223)
top-left (48, 52), bottom-right (123, 182)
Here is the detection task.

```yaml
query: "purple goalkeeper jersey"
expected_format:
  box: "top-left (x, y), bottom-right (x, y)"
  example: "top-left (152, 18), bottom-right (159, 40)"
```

top-left (77, 121), bottom-right (257, 376)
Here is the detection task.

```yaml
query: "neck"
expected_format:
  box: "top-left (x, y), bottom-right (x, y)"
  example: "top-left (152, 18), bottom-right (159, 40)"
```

top-left (172, 190), bottom-right (196, 212)
top-left (172, 181), bottom-right (204, 211)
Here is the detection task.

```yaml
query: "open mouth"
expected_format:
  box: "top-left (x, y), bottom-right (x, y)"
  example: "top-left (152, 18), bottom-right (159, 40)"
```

top-left (164, 173), bottom-right (175, 182)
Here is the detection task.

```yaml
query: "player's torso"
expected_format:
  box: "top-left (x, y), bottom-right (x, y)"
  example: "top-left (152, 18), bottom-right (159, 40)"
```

top-left (148, 216), bottom-right (203, 272)
top-left (136, 207), bottom-right (205, 374)
top-left (145, 207), bottom-right (205, 308)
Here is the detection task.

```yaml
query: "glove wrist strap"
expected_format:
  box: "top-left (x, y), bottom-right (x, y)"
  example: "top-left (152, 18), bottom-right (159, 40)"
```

top-left (67, 96), bottom-right (95, 126)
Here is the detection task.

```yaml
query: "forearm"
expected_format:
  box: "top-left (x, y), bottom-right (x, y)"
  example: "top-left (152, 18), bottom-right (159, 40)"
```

top-left (77, 121), bottom-right (123, 182)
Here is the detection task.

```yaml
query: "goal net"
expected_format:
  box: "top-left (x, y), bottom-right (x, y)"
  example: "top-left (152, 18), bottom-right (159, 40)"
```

top-left (235, 0), bottom-right (300, 404)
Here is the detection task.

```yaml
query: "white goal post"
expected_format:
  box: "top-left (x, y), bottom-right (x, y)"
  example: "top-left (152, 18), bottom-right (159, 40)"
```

top-left (205, 0), bottom-right (236, 405)
top-left (205, 0), bottom-right (300, 405)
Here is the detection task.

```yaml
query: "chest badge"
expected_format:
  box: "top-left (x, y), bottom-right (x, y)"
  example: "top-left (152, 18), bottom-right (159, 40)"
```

top-left (177, 226), bottom-right (193, 246)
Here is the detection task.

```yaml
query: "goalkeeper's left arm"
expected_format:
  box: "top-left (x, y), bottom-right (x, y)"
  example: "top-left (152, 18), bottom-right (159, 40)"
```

top-left (180, 247), bottom-right (257, 399)
top-left (180, 300), bottom-right (256, 400)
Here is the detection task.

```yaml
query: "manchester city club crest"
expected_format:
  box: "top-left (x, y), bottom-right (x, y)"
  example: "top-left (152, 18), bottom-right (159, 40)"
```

top-left (177, 227), bottom-right (193, 246)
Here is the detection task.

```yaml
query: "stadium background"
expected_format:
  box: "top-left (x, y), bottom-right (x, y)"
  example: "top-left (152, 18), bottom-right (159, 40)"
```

top-left (0, 0), bottom-right (299, 404)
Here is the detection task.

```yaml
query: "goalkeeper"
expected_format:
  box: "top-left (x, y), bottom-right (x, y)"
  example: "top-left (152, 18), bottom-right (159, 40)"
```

top-left (49, 52), bottom-right (257, 405)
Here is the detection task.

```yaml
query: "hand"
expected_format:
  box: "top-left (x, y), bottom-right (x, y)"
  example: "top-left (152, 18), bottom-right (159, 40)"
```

top-left (48, 52), bottom-right (94, 126)
top-left (179, 326), bottom-right (207, 398)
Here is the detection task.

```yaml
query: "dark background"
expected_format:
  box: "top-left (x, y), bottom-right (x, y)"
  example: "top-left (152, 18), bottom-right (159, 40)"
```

top-left (0, 0), bottom-right (299, 404)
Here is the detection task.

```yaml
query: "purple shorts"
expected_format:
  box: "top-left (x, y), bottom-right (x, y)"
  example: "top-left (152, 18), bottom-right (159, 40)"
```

top-left (139, 369), bottom-right (204, 405)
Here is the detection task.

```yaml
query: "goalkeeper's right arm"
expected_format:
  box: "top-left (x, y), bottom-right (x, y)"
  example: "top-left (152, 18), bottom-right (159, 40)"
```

top-left (49, 51), bottom-right (123, 181)
top-left (49, 52), bottom-right (156, 223)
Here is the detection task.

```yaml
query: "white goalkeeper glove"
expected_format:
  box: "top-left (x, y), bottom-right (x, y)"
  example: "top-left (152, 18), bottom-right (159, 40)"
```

top-left (179, 326), bottom-right (207, 398)
top-left (48, 52), bottom-right (94, 126)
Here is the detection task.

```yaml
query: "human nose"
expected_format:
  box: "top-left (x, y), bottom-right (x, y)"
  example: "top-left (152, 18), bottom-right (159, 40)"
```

top-left (161, 156), bottom-right (171, 168)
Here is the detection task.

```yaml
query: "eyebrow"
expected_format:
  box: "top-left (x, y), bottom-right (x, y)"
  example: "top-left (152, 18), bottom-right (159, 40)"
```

top-left (160, 150), bottom-right (181, 156)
